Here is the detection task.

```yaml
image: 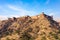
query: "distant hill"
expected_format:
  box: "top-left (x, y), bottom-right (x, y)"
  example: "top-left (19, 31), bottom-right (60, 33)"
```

top-left (0, 12), bottom-right (60, 40)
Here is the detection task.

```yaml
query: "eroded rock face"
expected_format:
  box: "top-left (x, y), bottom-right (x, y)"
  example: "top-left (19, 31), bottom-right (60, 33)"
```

top-left (0, 12), bottom-right (60, 40)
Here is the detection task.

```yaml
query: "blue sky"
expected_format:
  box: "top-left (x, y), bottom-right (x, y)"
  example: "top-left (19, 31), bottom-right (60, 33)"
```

top-left (0, 0), bottom-right (60, 20)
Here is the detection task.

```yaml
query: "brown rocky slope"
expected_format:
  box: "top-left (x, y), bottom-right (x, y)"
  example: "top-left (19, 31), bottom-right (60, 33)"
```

top-left (0, 12), bottom-right (60, 40)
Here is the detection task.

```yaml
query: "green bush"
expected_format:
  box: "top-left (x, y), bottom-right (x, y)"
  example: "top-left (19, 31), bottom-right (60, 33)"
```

top-left (58, 30), bottom-right (60, 33)
top-left (19, 31), bottom-right (34, 40)
top-left (6, 38), bottom-right (10, 40)
top-left (49, 32), bottom-right (58, 39)
top-left (5, 31), bottom-right (10, 35)
top-left (41, 36), bottom-right (46, 40)
top-left (15, 30), bottom-right (20, 33)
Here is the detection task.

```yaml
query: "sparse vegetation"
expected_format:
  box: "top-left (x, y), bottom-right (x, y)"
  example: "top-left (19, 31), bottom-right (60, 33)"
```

top-left (19, 31), bottom-right (34, 40)
top-left (15, 30), bottom-right (20, 33)
top-left (41, 36), bottom-right (46, 40)
top-left (6, 38), bottom-right (10, 40)
top-left (0, 13), bottom-right (60, 40)
top-left (49, 32), bottom-right (58, 39)
top-left (58, 30), bottom-right (60, 33)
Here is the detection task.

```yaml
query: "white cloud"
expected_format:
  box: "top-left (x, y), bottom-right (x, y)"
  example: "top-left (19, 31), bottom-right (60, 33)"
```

top-left (54, 18), bottom-right (60, 22)
top-left (7, 5), bottom-right (20, 11)
top-left (7, 5), bottom-right (29, 12)
top-left (7, 5), bottom-right (36, 16)
top-left (49, 13), bottom-right (54, 16)
top-left (9, 15), bottom-right (20, 18)
top-left (0, 4), bottom-right (36, 20)
top-left (0, 15), bottom-right (8, 20)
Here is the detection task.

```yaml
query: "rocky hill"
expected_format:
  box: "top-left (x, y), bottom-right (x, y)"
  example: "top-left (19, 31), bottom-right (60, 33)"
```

top-left (0, 12), bottom-right (60, 40)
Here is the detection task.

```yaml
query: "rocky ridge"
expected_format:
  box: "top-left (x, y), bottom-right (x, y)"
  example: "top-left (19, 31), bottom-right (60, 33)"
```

top-left (0, 12), bottom-right (60, 40)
